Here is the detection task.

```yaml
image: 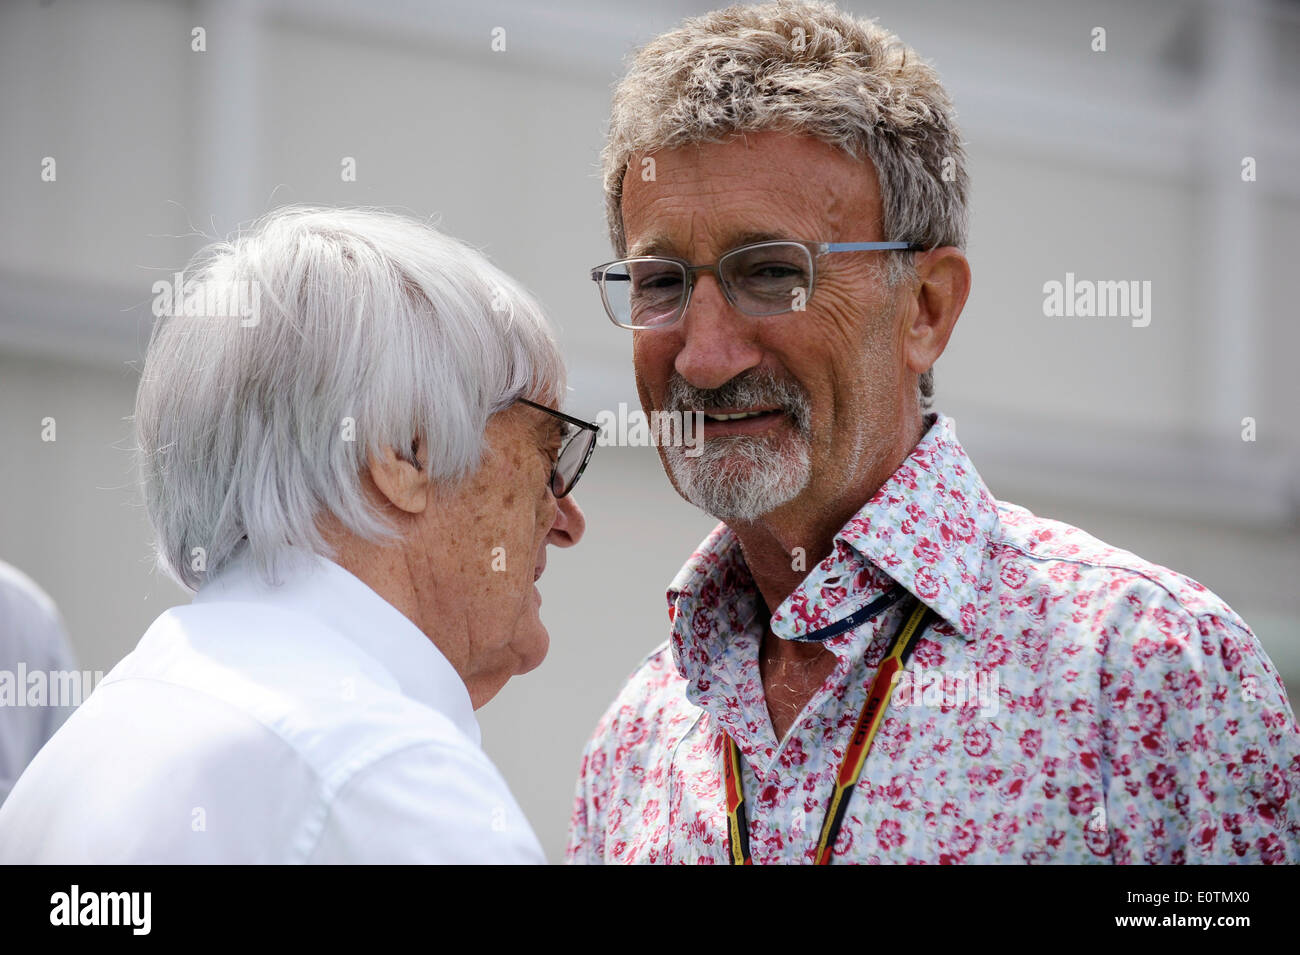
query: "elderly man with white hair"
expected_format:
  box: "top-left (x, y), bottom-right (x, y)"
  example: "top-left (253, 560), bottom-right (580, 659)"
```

top-left (0, 206), bottom-right (592, 863)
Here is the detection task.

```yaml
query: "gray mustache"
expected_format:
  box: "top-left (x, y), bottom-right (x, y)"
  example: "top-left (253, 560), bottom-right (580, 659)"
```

top-left (665, 370), bottom-right (812, 436)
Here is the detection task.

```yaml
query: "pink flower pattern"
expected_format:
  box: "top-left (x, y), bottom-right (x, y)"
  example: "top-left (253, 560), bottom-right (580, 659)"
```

top-left (567, 414), bottom-right (1300, 864)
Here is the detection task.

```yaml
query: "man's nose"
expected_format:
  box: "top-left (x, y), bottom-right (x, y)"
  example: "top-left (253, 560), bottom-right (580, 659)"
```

top-left (673, 272), bottom-right (762, 391)
top-left (548, 493), bottom-right (586, 548)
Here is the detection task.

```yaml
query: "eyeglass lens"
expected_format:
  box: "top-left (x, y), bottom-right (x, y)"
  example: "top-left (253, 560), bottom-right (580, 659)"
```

top-left (600, 242), bottom-right (813, 328)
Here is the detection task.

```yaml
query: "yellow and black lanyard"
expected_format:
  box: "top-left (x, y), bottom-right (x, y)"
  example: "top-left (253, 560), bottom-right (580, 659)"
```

top-left (724, 595), bottom-right (934, 865)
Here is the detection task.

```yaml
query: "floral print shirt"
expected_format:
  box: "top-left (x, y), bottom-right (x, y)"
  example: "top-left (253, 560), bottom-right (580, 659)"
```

top-left (567, 414), bottom-right (1300, 864)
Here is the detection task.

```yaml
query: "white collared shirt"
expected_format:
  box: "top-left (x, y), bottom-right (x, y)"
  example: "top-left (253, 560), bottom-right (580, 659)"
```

top-left (0, 548), bottom-right (544, 863)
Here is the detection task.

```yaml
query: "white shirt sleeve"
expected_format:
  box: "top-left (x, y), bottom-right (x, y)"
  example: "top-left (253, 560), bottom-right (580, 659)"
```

top-left (306, 740), bottom-right (547, 864)
top-left (0, 561), bottom-right (78, 805)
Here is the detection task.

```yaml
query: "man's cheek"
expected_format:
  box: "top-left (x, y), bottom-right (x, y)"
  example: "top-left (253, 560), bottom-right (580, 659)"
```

top-left (537, 494), bottom-right (557, 540)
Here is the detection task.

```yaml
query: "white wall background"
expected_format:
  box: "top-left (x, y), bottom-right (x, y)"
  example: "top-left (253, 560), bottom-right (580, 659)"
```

top-left (1, 0), bottom-right (1297, 862)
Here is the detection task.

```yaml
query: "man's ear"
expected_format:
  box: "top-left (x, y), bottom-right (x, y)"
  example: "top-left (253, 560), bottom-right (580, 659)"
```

top-left (902, 246), bottom-right (971, 376)
top-left (368, 439), bottom-right (429, 515)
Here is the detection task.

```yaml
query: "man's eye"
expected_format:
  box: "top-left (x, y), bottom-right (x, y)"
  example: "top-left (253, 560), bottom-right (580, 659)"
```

top-left (636, 273), bottom-right (682, 291)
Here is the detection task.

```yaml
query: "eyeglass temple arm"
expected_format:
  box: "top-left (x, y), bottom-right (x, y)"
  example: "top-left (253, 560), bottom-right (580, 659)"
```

top-left (818, 241), bottom-right (925, 253)
top-left (516, 397), bottom-right (600, 433)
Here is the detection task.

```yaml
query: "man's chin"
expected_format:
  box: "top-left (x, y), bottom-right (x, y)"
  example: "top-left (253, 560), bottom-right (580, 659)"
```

top-left (513, 621), bottom-right (550, 676)
top-left (666, 447), bottom-right (811, 523)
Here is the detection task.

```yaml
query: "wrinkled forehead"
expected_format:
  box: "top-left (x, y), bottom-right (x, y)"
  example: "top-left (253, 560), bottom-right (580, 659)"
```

top-left (628, 228), bottom-right (795, 259)
top-left (620, 133), bottom-right (883, 257)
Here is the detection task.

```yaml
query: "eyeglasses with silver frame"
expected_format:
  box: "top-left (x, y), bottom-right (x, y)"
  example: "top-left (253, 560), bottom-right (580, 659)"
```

top-left (590, 239), bottom-right (924, 330)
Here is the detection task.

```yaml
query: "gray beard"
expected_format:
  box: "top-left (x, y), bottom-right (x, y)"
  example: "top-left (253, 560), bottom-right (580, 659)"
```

top-left (661, 368), bottom-right (814, 522)
top-left (665, 426), bottom-right (811, 522)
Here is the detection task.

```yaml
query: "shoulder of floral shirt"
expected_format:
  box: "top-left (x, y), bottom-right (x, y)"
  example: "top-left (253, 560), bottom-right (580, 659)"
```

top-left (807, 412), bottom-right (1254, 642)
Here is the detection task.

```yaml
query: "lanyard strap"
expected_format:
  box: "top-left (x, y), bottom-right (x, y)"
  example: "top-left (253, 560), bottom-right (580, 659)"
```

top-left (725, 596), bottom-right (933, 865)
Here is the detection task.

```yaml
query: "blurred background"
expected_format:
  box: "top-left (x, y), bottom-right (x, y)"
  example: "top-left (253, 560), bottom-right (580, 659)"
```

top-left (1, 0), bottom-right (1297, 862)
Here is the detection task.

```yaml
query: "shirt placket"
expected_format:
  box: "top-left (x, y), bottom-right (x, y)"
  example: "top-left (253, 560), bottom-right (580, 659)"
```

top-left (668, 586), bottom-right (768, 863)
top-left (741, 595), bottom-right (904, 863)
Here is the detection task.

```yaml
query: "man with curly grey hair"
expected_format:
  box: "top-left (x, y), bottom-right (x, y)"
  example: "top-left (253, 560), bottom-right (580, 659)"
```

top-left (0, 206), bottom-right (592, 863)
top-left (569, 1), bottom-right (1298, 864)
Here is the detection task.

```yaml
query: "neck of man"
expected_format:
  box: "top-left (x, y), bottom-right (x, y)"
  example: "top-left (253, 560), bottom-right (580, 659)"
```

top-left (727, 411), bottom-right (927, 741)
top-left (316, 506), bottom-right (493, 708)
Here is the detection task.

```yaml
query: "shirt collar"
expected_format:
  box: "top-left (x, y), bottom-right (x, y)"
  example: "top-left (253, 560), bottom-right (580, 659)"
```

top-left (666, 413), bottom-right (1000, 669)
top-left (832, 413), bottom-right (1000, 642)
top-left (192, 546), bottom-right (481, 746)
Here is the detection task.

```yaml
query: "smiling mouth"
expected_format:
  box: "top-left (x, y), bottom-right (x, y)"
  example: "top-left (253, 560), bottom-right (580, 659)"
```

top-left (701, 408), bottom-right (781, 423)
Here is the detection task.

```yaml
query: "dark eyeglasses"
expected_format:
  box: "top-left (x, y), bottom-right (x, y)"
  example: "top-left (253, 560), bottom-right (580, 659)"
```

top-left (516, 398), bottom-right (599, 498)
top-left (590, 239), bottom-right (923, 330)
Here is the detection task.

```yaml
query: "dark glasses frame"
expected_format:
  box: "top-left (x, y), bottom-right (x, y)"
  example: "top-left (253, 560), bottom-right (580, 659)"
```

top-left (516, 398), bottom-right (599, 499)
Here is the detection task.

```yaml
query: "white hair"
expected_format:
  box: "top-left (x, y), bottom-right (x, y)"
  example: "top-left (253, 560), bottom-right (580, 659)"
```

top-left (603, 0), bottom-right (970, 407)
top-left (134, 205), bottom-right (564, 592)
